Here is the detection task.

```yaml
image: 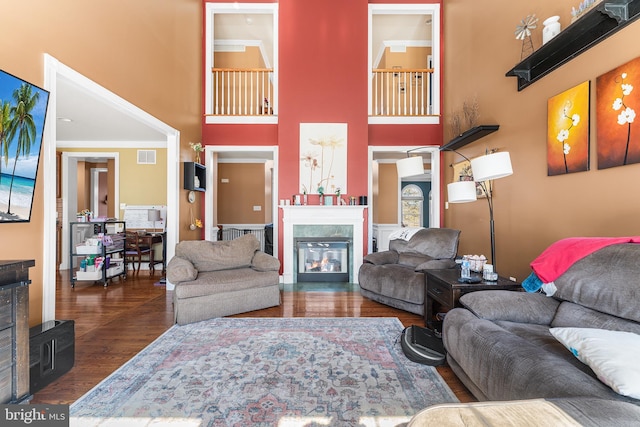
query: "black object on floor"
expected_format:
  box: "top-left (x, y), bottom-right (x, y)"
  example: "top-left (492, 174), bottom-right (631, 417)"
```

top-left (29, 320), bottom-right (75, 394)
top-left (400, 325), bottom-right (446, 366)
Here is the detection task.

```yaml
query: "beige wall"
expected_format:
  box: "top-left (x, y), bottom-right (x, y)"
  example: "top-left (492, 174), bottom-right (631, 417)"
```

top-left (61, 147), bottom-right (168, 215)
top-left (444, 1), bottom-right (640, 281)
top-left (215, 47), bottom-right (266, 68)
top-left (0, 0), bottom-right (201, 326)
top-left (217, 163), bottom-right (269, 224)
top-left (381, 46), bottom-right (432, 69)
top-left (375, 163), bottom-right (399, 224)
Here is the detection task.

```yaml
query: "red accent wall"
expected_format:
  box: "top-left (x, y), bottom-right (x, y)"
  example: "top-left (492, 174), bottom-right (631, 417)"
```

top-left (277, 0), bottom-right (370, 261)
top-left (278, 0), bottom-right (369, 197)
top-left (203, 124), bottom-right (278, 145)
top-left (202, 0), bottom-right (444, 262)
top-left (368, 124), bottom-right (443, 146)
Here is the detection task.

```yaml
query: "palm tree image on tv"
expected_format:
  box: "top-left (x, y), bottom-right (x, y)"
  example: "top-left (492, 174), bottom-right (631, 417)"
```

top-left (0, 70), bottom-right (49, 222)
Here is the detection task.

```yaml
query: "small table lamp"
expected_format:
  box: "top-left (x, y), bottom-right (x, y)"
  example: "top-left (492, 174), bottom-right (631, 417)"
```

top-left (147, 209), bottom-right (162, 232)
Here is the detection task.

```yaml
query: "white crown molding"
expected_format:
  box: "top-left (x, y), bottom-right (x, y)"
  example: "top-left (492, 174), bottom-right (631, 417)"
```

top-left (56, 140), bottom-right (167, 148)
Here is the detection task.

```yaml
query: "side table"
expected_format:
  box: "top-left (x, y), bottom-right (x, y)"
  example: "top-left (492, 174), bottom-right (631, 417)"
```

top-left (424, 268), bottom-right (521, 331)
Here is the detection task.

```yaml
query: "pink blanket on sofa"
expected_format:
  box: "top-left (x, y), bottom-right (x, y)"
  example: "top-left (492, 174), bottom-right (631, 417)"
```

top-left (530, 237), bottom-right (640, 283)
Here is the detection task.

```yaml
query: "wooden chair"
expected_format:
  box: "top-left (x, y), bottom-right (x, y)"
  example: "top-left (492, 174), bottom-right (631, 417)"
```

top-left (124, 231), bottom-right (155, 275)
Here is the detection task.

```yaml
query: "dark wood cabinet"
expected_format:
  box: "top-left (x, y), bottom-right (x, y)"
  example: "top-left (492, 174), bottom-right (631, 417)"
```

top-left (0, 260), bottom-right (33, 403)
top-left (424, 268), bottom-right (521, 330)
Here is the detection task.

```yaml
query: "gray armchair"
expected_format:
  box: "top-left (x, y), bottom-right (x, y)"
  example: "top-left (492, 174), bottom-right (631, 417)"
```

top-left (358, 228), bottom-right (461, 315)
top-left (167, 234), bottom-right (281, 325)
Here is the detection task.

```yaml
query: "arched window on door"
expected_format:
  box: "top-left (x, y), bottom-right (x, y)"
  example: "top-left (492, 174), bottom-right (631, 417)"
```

top-left (401, 184), bottom-right (424, 227)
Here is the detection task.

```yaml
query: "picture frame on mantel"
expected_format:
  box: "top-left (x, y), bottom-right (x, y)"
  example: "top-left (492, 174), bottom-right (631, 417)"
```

top-left (299, 123), bottom-right (347, 195)
top-left (0, 69), bottom-right (50, 223)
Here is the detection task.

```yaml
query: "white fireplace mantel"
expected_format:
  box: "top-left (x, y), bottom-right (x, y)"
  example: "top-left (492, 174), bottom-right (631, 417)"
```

top-left (281, 205), bottom-right (366, 283)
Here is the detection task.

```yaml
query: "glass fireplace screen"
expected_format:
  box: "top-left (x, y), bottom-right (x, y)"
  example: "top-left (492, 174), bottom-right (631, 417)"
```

top-left (296, 238), bottom-right (349, 282)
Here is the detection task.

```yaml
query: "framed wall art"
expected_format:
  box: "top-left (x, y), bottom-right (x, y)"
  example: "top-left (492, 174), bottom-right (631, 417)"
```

top-left (0, 69), bottom-right (50, 223)
top-left (299, 123), bottom-right (347, 195)
top-left (596, 56), bottom-right (640, 169)
top-left (547, 80), bottom-right (590, 176)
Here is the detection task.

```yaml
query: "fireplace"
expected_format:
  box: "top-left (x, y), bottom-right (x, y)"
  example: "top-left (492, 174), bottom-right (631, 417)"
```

top-left (296, 238), bottom-right (349, 282)
top-left (280, 206), bottom-right (366, 283)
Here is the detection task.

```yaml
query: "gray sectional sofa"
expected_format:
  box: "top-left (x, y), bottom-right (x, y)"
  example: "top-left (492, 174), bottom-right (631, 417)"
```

top-left (166, 234), bottom-right (281, 325)
top-left (443, 242), bottom-right (640, 409)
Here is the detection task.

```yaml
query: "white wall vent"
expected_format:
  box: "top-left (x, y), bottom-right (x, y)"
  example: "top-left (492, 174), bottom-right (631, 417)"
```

top-left (137, 150), bottom-right (156, 164)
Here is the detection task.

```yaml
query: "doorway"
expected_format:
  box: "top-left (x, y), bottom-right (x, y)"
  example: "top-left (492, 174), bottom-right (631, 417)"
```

top-left (42, 55), bottom-right (180, 322)
top-left (58, 152), bottom-right (120, 270)
top-left (91, 168), bottom-right (109, 218)
top-left (204, 145), bottom-right (279, 259)
top-left (367, 146), bottom-right (440, 252)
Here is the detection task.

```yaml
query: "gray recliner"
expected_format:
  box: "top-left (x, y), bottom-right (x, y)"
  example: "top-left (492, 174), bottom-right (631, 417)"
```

top-left (358, 228), bottom-right (461, 315)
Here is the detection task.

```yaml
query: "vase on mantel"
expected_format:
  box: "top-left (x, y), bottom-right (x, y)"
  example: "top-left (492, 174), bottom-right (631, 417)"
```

top-left (195, 151), bottom-right (201, 164)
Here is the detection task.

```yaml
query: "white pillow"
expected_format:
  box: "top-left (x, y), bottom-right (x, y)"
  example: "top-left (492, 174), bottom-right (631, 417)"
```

top-left (550, 327), bottom-right (640, 399)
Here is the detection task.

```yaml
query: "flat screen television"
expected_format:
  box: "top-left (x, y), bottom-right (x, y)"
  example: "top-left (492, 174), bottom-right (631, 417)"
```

top-left (0, 69), bottom-right (50, 223)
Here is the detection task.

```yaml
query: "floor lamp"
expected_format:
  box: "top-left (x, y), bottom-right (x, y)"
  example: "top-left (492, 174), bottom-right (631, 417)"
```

top-left (446, 152), bottom-right (513, 273)
top-left (397, 150), bottom-right (513, 272)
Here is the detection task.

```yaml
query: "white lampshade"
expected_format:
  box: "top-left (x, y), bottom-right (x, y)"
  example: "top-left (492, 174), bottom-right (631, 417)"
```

top-left (470, 152), bottom-right (513, 182)
top-left (396, 156), bottom-right (425, 178)
top-left (147, 209), bottom-right (161, 222)
top-left (447, 181), bottom-right (478, 203)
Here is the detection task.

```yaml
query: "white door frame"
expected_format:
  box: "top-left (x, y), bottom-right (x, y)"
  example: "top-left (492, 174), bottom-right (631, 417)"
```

top-left (42, 54), bottom-right (180, 322)
top-left (367, 146), bottom-right (440, 252)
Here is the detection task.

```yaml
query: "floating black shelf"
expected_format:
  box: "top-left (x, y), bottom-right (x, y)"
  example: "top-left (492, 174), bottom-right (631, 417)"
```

top-left (441, 125), bottom-right (499, 151)
top-left (184, 162), bottom-right (206, 192)
top-left (506, 0), bottom-right (640, 91)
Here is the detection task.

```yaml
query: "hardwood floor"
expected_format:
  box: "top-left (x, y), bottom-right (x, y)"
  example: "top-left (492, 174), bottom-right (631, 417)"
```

top-left (31, 270), bottom-right (475, 405)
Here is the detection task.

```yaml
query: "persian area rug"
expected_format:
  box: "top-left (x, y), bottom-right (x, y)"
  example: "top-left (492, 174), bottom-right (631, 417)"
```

top-left (70, 317), bottom-right (458, 427)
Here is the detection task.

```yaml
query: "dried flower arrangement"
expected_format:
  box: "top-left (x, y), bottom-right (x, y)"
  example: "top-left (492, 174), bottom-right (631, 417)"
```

top-left (448, 97), bottom-right (481, 139)
top-left (571, 0), bottom-right (602, 23)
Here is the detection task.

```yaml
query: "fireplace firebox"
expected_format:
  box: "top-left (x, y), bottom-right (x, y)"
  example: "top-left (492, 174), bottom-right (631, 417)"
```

top-left (295, 237), bottom-right (349, 282)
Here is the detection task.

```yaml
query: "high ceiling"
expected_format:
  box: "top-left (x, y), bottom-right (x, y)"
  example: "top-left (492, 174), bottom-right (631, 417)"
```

top-left (55, 13), bottom-right (433, 167)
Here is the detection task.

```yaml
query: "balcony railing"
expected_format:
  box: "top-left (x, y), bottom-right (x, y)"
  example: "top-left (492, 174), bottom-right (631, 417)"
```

top-left (371, 68), bottom-right (434, 116)
top-left (210, 68), bottom-right (274, 116)
top-left (208, 67), bottom-right (436, 118)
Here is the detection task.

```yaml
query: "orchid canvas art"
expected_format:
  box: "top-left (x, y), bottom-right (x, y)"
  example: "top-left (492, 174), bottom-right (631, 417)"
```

top-left (299, 123), bottom-right (347, 195)
top-left (547, 81), bottom-right (590, 176)
top-left (597, 57), bottom-right (640, 169)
